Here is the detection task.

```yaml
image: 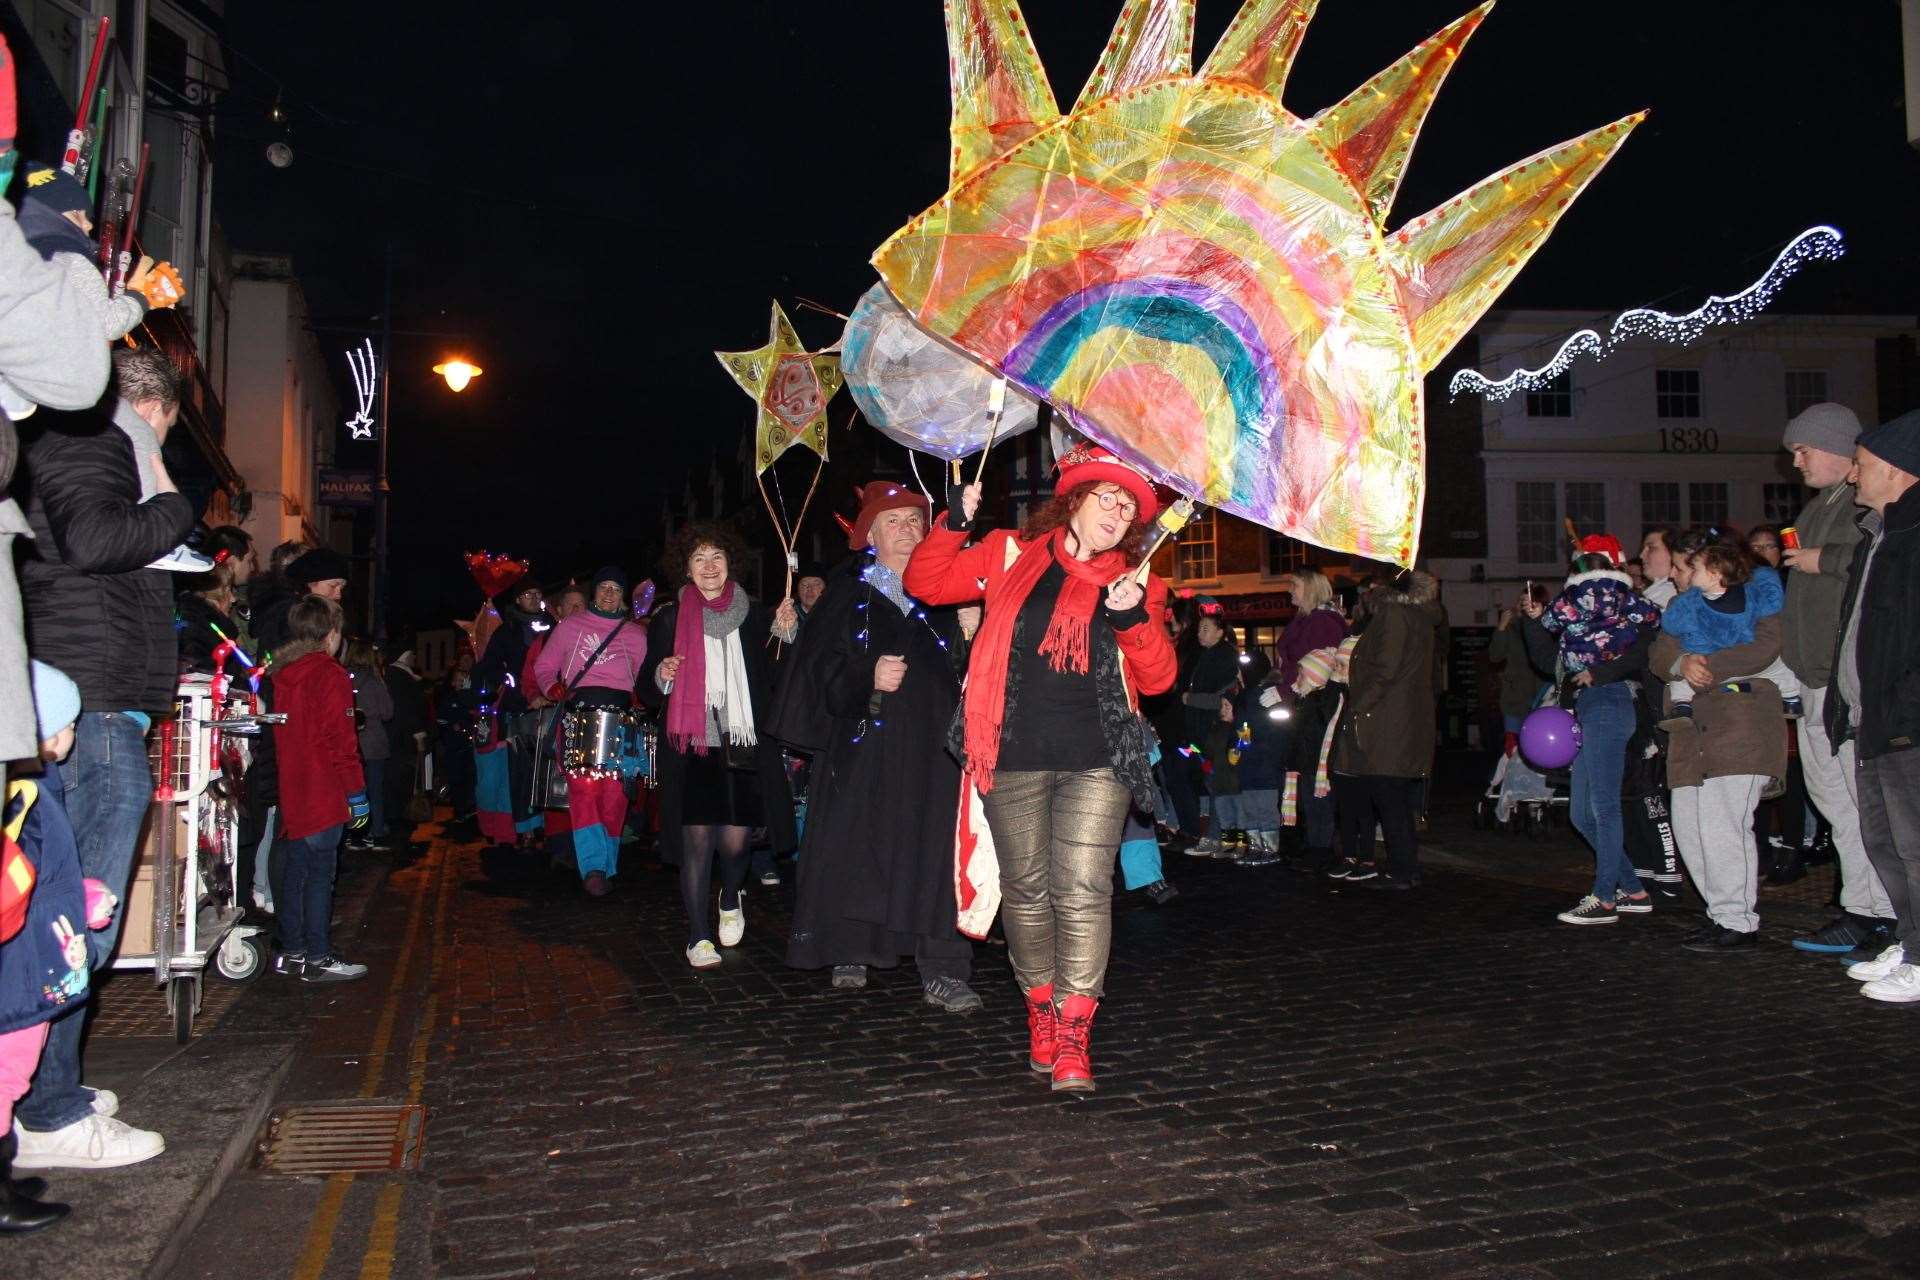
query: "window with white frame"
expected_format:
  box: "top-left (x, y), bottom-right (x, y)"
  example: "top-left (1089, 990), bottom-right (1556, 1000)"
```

top-left (1763, 482), bottom-right (1807, 525)
top-left (1563, 481), bottom-right (1606, 538)
top-left (1525, 370), bottom-right (1573, 418)
top-left (1265, 530), bottom-right (1309, 575)
top-left (1688, 481), bottom-right (1729, 529)
top-left (1516, 480), bottom-right (1559, 564)
top-left (1784, 370), bottom-right (1829, 419)
top-left (1655, 368), bottom-right (1702, 419)
top-left (1641, 481), bottom-right (1682, 530)
top-left (1176, 508), bottom-right (1217, 580)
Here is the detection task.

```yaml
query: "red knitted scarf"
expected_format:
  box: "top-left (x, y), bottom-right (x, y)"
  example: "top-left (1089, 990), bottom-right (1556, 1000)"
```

top-left (963, 527), bottom-right (1127, 793)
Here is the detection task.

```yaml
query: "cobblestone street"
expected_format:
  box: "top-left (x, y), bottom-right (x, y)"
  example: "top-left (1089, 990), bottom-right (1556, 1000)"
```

top-left (149, 800), bottom-right (1920, 1280)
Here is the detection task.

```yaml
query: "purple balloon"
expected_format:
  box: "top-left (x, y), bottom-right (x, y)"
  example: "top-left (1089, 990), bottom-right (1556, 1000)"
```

top-left (1518, 706), bottom-right (1583, 770)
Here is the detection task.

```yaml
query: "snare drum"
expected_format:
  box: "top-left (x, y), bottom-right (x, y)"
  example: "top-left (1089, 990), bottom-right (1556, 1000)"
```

top-left (562, 706), bottom-right (630, 776)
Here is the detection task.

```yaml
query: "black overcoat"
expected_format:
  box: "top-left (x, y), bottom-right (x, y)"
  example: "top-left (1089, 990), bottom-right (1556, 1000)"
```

top-left (768, 561), bottom-right (968, 969)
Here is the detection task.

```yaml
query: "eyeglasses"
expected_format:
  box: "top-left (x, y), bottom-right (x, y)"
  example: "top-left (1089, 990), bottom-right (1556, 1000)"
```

top-left (1092, 489), bottom-right (1138, 521)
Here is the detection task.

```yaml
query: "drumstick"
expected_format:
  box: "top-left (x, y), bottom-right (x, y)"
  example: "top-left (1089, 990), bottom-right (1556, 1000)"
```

top-left (1130, 497), bottom-right (1197, 585)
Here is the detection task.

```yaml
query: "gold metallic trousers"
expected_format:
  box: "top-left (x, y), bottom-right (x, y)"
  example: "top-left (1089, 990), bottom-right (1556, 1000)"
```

top-left (980, 768), bottom-right (1133, 999)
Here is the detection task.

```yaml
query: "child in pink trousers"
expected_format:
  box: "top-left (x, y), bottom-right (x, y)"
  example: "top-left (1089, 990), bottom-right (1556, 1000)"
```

top-left (1, 661), bottom-right (117, 1233)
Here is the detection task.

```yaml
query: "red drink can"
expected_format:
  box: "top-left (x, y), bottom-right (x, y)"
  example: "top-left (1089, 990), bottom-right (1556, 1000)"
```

top-left (1780, 527), bottom-right (1801, 551)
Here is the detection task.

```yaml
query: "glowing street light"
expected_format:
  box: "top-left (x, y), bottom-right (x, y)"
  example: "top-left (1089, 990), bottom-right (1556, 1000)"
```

top-left (433, 358), bottom-right (483, 392)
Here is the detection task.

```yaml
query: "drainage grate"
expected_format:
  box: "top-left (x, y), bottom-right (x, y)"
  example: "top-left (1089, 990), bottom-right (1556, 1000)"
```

top-left (258, 1104), bottom-right (425, 1174)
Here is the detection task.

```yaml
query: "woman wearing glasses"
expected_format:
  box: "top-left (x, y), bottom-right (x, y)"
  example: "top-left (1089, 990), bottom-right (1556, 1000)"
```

top-left (905, 444), bottom-right (1177, 1092)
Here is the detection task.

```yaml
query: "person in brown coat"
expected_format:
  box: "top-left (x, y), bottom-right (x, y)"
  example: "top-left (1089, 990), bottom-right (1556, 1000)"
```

top-left (1652, 602), bottom-right (1787, 954)
top-left (1329, 571), bottom-right (1440, 889)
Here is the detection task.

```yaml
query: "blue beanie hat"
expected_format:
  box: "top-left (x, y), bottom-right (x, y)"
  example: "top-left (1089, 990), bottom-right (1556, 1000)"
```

top-left (30, 659), bottom-right (81, 741)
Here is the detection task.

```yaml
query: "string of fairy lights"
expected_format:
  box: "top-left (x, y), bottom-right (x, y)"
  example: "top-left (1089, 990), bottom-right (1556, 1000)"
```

top-left (1449, 226), bottom-right (1847, 403)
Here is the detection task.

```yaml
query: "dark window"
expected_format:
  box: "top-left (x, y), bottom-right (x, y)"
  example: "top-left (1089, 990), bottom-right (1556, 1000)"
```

top-left (1784, 370), bottom-right (1828, 419)
top-left (1689, 482), bottom-right (1729, 529)
top-left (1265, 531), bottom-right (1308, 575)
top-left (1656, 368), bottom-right (1702, 419)
top-left (1525, 370), bottom-right (1573, 418)
top-left (1763, 482), bottom-right (1808, 525)
top-left (1564, 482), bottom-right (1606, 538)
top-left (1641, 481), bottom-right (1681, 530)
top-left (1516, 481), bottom-right (1559, 564)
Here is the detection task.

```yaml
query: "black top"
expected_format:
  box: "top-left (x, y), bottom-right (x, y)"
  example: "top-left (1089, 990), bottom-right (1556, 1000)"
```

top-left (16, 412), bottom-right (196, 714)
top-left (999, 562), bottom-right (1106, 772)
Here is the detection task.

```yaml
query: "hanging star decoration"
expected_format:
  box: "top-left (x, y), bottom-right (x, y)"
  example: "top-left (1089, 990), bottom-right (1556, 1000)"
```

top-left (344, 338), bottom-right (377, 440)
top-left (715, 301), bottom-right (843, 474)
top-left (872, 0), bottom-right (1644, 566)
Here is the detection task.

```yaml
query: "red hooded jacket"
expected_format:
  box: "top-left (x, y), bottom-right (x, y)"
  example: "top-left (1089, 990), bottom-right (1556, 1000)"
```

top-left (270, 651), bottom-right (365, 840)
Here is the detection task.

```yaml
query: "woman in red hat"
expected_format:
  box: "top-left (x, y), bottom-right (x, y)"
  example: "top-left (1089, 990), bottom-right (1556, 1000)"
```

top-left (905, 444), bottom-right (1177, 1092)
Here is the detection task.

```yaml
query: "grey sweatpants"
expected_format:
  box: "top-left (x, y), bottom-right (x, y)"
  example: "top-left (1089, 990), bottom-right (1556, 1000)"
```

top-left (1672, 775), bottom-right (1765, 933)
top-left (1798, 685), bottom-right (1893, 920)
top-left (1857, 749), bottom-right (1920, 952)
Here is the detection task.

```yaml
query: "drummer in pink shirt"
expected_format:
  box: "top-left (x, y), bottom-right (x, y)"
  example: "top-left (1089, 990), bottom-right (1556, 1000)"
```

top-left (533, 566), bottom-right (649, 895)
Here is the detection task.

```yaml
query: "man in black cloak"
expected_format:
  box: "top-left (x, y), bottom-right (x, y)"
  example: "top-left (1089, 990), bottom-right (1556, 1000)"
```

top-left (772, 481), bottom-right (980, 1011)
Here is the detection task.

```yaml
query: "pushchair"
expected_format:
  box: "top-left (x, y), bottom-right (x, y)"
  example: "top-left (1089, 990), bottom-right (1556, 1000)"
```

top-left (1476, 747), bottom-right (1570, 841)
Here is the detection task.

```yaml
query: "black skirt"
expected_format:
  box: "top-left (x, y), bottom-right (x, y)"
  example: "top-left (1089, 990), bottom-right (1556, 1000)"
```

top-left (673, 745), bottom-right (767, 828)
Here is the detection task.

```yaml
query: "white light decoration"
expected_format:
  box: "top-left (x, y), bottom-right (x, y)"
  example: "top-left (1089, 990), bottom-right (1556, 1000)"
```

top-left (1450, 226), bottom-right (1846, 402)
top-left (345, 338), bottom-right (377, 439)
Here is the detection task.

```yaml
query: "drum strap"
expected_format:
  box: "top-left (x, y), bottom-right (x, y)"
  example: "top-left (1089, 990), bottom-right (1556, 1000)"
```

top-left (564, 619), bottom-right (632, 701)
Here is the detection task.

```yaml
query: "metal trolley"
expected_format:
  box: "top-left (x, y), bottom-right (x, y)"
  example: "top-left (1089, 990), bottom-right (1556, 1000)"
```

top-left (113, 671), bottom-right (275, 1042)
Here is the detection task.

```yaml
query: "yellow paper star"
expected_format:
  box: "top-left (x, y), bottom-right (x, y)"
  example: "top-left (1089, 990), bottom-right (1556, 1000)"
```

top-left (715, 301), bottom-right (842, 474)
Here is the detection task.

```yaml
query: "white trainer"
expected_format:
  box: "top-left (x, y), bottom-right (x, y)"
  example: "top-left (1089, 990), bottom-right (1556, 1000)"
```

top-left (1861, 963), bottom-right (1920, 1004)
top-left (717, 891), bottom-right (746, 947)
top-left (87, 1088), bottom-right (119, 1118)
top-left (686, 940), bottom-right (722, 969)
top-left (12, 1113), bottom-right (165, 1170)
top-left (1847, 943), bottom-right (1907, 982)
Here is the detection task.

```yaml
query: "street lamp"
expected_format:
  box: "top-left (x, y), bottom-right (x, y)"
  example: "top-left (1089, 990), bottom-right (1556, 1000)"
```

top-left (432, 358), bottom-right (483, 393)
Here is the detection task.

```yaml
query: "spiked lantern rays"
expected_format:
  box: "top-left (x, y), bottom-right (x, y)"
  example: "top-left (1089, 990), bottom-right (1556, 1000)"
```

top-left (875, 0), bottom-right (1641, 566)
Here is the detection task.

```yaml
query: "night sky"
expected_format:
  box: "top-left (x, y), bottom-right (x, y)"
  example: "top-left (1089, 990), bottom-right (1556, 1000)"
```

top-left (212, 0), bottom-right (1920, 627)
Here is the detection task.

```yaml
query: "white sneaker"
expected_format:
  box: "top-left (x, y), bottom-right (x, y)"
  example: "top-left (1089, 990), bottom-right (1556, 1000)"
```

top-left (87, 1088), bottom-right (119, 1118)
top-left (12, 1113), bottom-right (165, 1170)
top-left (717, 891), bottom-right (745, 947)
top-left (147, 543), bottom-right (215, 573)
top-left (1847, 943), bottom-right (1906, 982)
top-left (686, 940), bottom-right (722, 969)
top-left (1861, 963), bottom-right (1920, 1004)
top-left (1187, 836), bottom-right (1222, 858)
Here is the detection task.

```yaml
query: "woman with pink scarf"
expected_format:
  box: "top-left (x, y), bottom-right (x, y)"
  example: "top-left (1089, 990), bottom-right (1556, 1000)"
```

top-left (640, 522), bottom-right (798, 969)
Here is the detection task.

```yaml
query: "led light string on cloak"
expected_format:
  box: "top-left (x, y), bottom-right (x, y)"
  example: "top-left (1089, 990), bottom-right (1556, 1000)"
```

top-left (848, 555), bottom-right (951, 746)
top-left (1449, 226), bottom-right (1847, 402)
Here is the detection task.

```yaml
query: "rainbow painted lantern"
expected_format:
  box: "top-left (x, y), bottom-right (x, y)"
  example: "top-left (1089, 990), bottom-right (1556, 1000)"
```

top-left (872, 0), bottom-right (1642, 565)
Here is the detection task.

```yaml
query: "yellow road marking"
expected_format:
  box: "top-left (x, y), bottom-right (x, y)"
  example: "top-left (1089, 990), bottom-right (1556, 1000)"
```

top-left (356, 1183), bottom-right (406, 1280)
top-left (358, 849), bottom-right (436, 1099)
top-left (289, 834), bottom-right (446, 1280)
top-left (290, 1172), bottom-right (355, 1280)
top-left (358, 836), bottom-right (458, 1279)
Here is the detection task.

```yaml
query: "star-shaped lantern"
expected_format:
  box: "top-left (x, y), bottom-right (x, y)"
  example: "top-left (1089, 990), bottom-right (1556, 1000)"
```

top-left (715, 301), bottom-right (842, 474)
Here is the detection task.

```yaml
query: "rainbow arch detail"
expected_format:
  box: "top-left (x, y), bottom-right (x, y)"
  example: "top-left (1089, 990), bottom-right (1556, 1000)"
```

top-left (873, 0), bottom-right (1642, 566)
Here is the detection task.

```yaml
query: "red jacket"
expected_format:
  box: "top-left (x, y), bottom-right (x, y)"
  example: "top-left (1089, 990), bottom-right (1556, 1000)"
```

top-left (270, 651), bottom-right (365, 840)
top-left (904, 523), bottom-right (1178, 702)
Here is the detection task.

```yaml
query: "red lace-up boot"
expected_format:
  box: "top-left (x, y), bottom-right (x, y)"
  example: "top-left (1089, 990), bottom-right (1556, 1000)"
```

top-left (1024, 984), bottom-right (1057, 1074)
top-left (1051, 993), bottom-right (1099, 1092)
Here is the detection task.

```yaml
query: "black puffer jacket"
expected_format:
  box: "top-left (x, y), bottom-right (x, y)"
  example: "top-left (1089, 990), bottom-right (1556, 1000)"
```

top-left (16, 413), bottom-right (194, 715)
top-left (1828, 483), bottom-right (1920, 761)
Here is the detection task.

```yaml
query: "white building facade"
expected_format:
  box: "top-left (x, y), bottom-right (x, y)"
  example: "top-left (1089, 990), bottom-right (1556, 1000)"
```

top-left (1433, 310), bottom-right (1919, 626)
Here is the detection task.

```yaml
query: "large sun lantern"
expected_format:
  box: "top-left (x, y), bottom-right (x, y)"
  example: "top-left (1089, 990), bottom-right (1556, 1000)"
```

top-left (872, 0), bottom-right (1643, 566)
top-left (433, 358), bottom-right (483, 393)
